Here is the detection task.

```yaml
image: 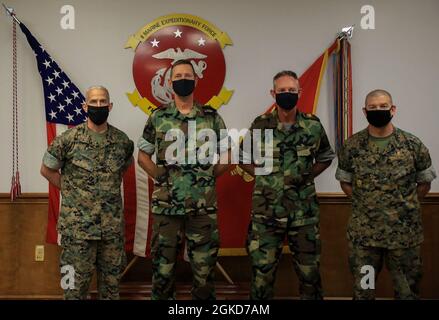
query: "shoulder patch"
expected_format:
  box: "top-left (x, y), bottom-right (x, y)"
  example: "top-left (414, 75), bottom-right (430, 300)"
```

top-left (202, 105), bottom-right (218, 114)
top-left (253, 114), bottom-right (267, 124)
top-left (303, 113), bottom-right (320, 121)
top-left (257, 112), bottom-right (272, 121)
top-left (153, 104), bottom-right (168, 113)
top-left (396, 128), bottom-right (423, 151)
top-left (150, 104), bottom-right (170, 118)
top-left (110, 124), bottom-right (129, 139)
top-left (252, 113), bottom-right (275, 129)
top-left (398, 128), bottom-right (419, 142)
top-left (67, 122), bottom-right (85, 137)
top-left (343, 129), bottom-right (368, 149)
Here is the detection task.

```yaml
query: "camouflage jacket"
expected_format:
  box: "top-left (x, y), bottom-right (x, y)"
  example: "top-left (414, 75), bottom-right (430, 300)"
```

top-left (243, 108), bottom-right (335, 227)
top-left (138, 102), bottom-right (227, 216)
top-left (336, 127), bottom-right (437, 249)
top-left (43, 122), bottom-right (134, 240)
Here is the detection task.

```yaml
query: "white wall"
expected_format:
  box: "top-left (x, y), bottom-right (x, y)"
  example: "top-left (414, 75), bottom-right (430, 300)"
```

top-left (1, 0), bottom-right (438, 193)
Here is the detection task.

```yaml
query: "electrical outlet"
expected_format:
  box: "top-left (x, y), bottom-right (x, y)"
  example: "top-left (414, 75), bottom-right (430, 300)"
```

top-left (35, 245), bottom-right (44, 262)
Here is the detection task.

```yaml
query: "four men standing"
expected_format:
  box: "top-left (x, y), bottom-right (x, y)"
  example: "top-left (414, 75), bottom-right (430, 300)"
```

top-left (41, 63), bottom-right (436, 300)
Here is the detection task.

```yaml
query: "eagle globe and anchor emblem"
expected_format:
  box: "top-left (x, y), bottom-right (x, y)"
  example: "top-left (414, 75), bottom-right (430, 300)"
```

top-left (125, 13), bottom-right (234, 115)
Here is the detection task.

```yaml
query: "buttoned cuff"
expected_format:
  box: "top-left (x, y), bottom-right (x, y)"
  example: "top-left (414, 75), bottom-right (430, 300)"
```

top-left (316, 147), bottom-right (336, 163)
top-left (42, 151), bottom-right (63, 170)
top-left (335, 167), bottom-right (353, 183)
top-left (416, 165), bottom-right (437, 183)
top-left (137, 137), bottom-right (155, 155)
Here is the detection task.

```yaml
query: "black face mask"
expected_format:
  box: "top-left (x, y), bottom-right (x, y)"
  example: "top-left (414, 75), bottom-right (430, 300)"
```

top-left (276, 92), bottom-right (299, 111)
top-left (366, 109), bottom-right (393, 128)
top-left (172, 79), bottom-right (195, 97)
top-left (87, 106), bottom-right (109, 125)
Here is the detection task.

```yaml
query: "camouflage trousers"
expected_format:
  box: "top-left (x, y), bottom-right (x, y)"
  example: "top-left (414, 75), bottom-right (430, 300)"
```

top-left (247, 221), bottom-right (323, 300)
top-left (60, 236), bottom-right (126, 300)
top-left (151, 213), bottom-right (219, 300)
top-left (348, 242), bottom-right (423, 300)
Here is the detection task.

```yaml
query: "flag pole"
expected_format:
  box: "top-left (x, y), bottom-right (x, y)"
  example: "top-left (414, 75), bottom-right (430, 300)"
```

top-left (335, 25), bottom-right (354, 150)
top-left (2, 3), bottom-right (21, 24)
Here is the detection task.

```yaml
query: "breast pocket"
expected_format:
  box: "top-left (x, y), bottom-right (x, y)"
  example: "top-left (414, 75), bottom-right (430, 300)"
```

top-left (71, 151), bottom-right (94, 173)
top-left (296, 145), bottom-right (315, 175)
top-left (389, 150), bottom-right (417, 197)
top-left (352, 167), bottom-right (374, 191)
top-left (157, 131), bottom-right (185, 164)
top-left (391, 150), bottom-right (415, 179)
top-left (106, 149), bottom-right (127, 174)
top-left (69, 151), bottom-right (96, 188)
top-left (297, 145), bottom-right (312, 157)
top-left (254, 140), bottom-right (280, 175)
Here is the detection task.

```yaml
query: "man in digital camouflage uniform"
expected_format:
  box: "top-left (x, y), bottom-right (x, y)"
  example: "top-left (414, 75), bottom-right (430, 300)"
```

top-left (336, 89), bottom-right (436, 299)
top-left (240, 71), bottom-right (335, 299)
top-left (40, 86), bottom-right (134, 299)
top-left (137, 59), bottom-right (230, 300)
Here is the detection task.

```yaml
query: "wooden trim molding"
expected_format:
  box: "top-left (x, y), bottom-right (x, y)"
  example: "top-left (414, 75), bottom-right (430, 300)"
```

top-left (2, 192), bottom-right (439, 204)
top-left (0, 193), bottom-right (49, 204)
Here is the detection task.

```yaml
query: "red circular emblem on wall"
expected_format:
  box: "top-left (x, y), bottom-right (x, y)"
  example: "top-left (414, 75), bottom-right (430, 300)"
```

top-left (133, 25), bottom-right (226, 107)
top-left (126, 14), bottom-right (233, 113)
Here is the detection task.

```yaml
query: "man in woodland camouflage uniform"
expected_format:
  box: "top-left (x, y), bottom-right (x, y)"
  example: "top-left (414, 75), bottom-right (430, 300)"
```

top-left (336, 89), bottom-right (437, 299)
top-left (40, 86), bottom-right (134, 299)
top-left (137, 59), bottom-right (230, 300)
top-left (240, 71), bottom-right (335, 299)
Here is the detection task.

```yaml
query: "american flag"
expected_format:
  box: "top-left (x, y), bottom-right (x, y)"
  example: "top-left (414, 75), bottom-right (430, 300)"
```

top-left (19, 24), bottom-right (86, 126)
top-left (19, 22), bottom-right (153, 256)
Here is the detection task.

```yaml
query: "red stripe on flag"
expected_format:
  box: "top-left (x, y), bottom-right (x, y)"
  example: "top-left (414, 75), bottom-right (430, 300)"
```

top-left (217, 171), bottom-right (253, 249)
top-left (123, 162), bottom-right (137, 252)
top-left (45, 122), bottom-right (60, 244)
top-left (145, 177), bottom-right (155, 256)
top-left (347, 41), bottom-right (353, 137)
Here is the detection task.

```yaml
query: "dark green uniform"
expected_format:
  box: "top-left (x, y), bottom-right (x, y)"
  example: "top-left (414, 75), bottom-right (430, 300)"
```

top-left (138, 102), bottom-right (227, 300)
top-left (336, 127), bottom-right (437, 299)
top-left (242, 108), bottom-right (335, 300)
top-left (43, 122), bottom-right (134, 299)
